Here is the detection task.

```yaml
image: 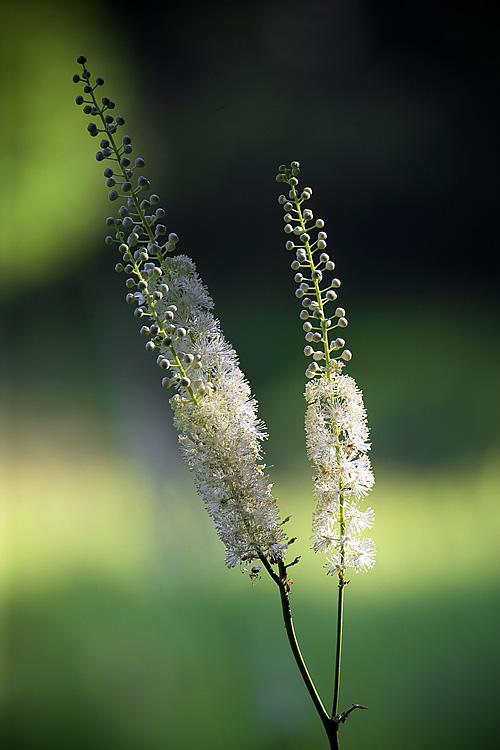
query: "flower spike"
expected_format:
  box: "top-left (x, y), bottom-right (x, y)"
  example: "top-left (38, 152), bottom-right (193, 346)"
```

top-left (74, 58), bottom-right (287, 569)
top-left (277, 163), bottom-right (375, 575)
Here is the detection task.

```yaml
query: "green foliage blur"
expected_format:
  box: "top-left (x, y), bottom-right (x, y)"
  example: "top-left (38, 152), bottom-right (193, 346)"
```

top-left (2, 2), bottom-right (499, 749)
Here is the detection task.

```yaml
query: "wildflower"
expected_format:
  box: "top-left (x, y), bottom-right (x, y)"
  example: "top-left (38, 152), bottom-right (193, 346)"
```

top-left (277, 162), bottom-right (375, 574)
top-left (74, 57), bottom-right (287, 569)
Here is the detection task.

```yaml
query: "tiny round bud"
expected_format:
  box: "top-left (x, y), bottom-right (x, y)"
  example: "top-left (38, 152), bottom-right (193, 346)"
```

top-left (134, 307), bottom-right (144, 318)
top-left (140, 326), bottom-right (150, 336)
top-left (145, 341), bottom-right (156, 352)
top-left (161, 377), bottom-right (172, 389)
top-left (108, 189), bottom-right (119, 201)
top-left (313, 351), bottom-right (323, 361)
top-left (291, 260), bottom-right (300, 270)
top-left (299, 310), bottom-right (309, 320)
top-left (284, 224), bottom-right (293, 234)
top-left (337, 317), bottom-right (348, 328)
top-left (334, 307), bottom-right (346, 318)
top-left (114, 263), bottom-right (124, 273)
top-left (341, 350), bottom-right (352, 361)
top-left (326, 289), bottom-right (337, 301)
top-left (332, 278), bottom-right (341, 288)
top-left (312, 270), bottom-right (322, 281)
top-left (325, 261), bottom-right (335, 271)
top-left (125, 293), bottom-right (135, 304)
top-left (317, 239), bottom-right (327, 250)
top-left (283, 213), bottom-right (292, 223)
top-left (76, 55), bottom-right (87, 64)
top-left (179, 376), bottom-right (191, 388)
top-left (285, 241), bottom-right (295, 251)
top-left (312, 332), bottom-right (322, 343)
top-left (294, 273), bottom-right (304, 283)
top-left (303, 322), bottom-right (313, 332)
top-left (176, 327), bottom-right (187, 338)
top-left (319, 253), bottom-right (329, 263)
top-left (278, 195), bottom-right (287, 205)
top-left (315, 219), bottom-right (325, 228)
top-left (304, 345), bottom-right (314, 356)
top-left (295, 288), bottom-right (305, 298)
top-left (303, 209), bottom-right (313, 221)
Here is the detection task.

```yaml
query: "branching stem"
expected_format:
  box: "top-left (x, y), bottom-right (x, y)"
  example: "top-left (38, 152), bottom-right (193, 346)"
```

top-left (260, 555), bottom-right (343, 749)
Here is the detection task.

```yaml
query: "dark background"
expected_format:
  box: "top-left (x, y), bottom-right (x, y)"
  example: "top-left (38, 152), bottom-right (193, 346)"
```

top-left (2, 1), bottom-right (499, 749)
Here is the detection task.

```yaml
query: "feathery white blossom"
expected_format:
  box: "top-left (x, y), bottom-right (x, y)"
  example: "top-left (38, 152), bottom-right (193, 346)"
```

top-left (305, 363), bottom-right (375, 573)
top-left (159, 259), bottom-right (287, 568)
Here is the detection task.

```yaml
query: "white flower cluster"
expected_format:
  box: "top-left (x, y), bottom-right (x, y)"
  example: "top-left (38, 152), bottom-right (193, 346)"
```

top-left (156, 258), bottom-right (287, 568)
top-left (305, 363), bottom-right (375, 574)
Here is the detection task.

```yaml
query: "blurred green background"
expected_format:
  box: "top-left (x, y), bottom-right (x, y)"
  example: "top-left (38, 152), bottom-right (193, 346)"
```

top-left (1, 1), bottom-right (499, 749)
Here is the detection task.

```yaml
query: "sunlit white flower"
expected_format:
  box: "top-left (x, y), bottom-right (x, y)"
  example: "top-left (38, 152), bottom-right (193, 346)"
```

top-left (305, 366), bottom-right (375, 574)
top-left (166, 261), bottom-right (287, 568)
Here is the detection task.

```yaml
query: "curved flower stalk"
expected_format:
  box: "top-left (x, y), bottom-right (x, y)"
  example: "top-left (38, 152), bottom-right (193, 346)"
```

top-left (276, 162), bottom-right (375, 577)
top-left (73, 56), bottom-right (287, 569)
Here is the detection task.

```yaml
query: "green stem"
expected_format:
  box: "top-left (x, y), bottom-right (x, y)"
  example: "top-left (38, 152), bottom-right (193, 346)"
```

top-left (332, 489), bottom-right (346, 720)
top-left (260, 555), bottom-right (340, 749)
top-left (332, 575), bottom-right (346, 721)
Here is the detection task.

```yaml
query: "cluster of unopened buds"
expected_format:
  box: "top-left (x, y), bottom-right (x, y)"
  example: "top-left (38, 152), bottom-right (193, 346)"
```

top-left (276, 162), bottom-right (352, 378)
top-left (73, 55), bottom-right (212, 403)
